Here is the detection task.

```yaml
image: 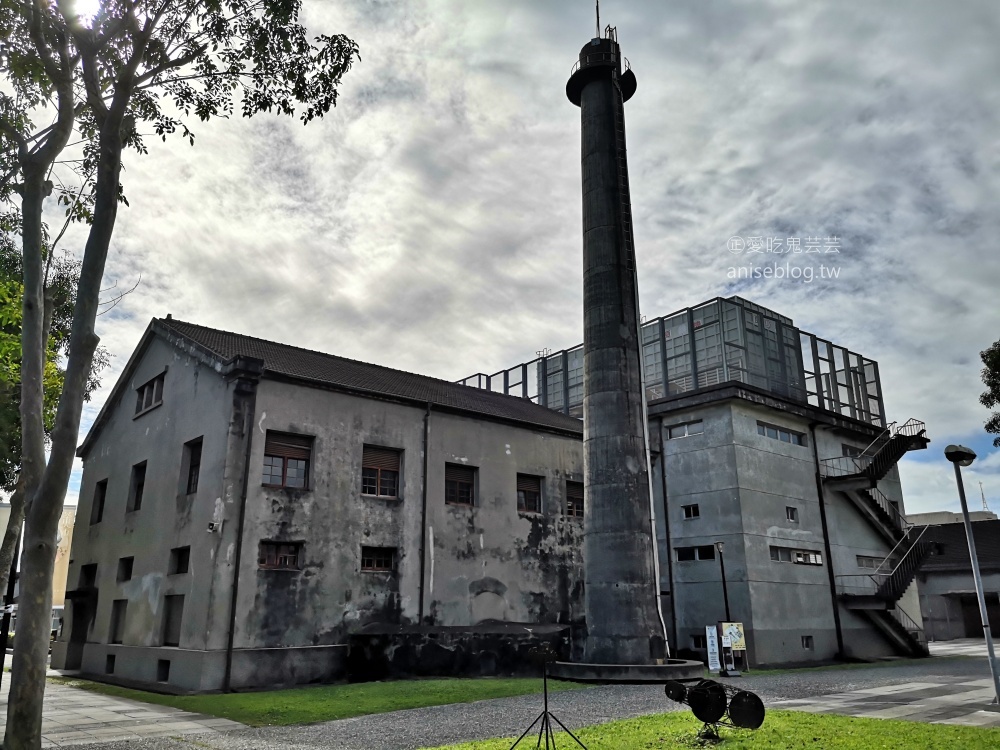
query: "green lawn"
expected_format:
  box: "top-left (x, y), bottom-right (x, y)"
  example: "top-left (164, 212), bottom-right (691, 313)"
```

top-left (421, 710), bottom-right (1000, 749)
top-left (47, 676), bottom-right (585, 727)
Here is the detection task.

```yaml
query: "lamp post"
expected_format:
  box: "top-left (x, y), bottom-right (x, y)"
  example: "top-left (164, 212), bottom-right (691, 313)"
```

top-left (945, 444), bottom-right (1000, 706)
top-left (716, 541), bottom-right (732, 622)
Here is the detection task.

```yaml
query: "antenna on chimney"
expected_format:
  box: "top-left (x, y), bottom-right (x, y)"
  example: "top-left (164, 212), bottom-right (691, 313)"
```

top-left (596, 0), bottom-right (600, 39)
top-left (981, 481), bottom-right (990, 512)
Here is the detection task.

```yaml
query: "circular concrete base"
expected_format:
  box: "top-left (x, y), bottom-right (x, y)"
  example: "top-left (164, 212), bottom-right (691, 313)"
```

top-left (547, 659), bottom-right (705, 684)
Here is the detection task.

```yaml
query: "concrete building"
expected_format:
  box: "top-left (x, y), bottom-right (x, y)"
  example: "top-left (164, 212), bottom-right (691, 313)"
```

top-left (462, 295), bottom-right (933, 666)
top-left (917, 519), bottom-right (1000, 642)
top-left (52, 318), bottom-right (586, 691)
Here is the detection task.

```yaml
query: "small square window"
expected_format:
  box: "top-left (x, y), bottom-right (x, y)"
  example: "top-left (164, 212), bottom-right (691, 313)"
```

top-left (445, 464), bottom-right (476, 506)
top-left (691, 634), bottom-right (707, 649)
top-left (766, 426), bottom-right (778, 440)
top-left (757, 423), bottom-right (766, 436)
top-left (802, 635), bottom-right (814, 650)
top-left (262, 432), bottom-right (312, 489)
top-left (517, 474), bottom-right (542, 513)
top-left (116, 557), bottom-right (134, 583)
top-left (676, 547), bottom-right (696, 562)
top-left (105, 654), bottom-right (116, 674)
top-left (361, 545), bottom-right (397, 572)
top-left (682, 504), bottom-right (700, 519)
top-left (695, 545), bottom-right (716, 560)
top-left (169, 546), bottom-right (190, 575)
top-left (361, 446), bottom-right (402, 498)
top-left (157, 659), bottom-right (171, 682)
top-left (687, 420), bottom-right (704, 436)
top-left (786, 506), bottom-right (798, 523)
top-left (258, 541), bottom-right (302, 570)
top-left (134, 373), bottom-right (165, 416)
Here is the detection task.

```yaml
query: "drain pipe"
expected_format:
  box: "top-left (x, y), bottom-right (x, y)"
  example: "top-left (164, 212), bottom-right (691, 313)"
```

top-left (223, 361), bottom-right (260, 692)
top-left (656, 417), bottom-right (679, 651)
top-left (418, 403), bottom-right (432, 623)
top-left (809, 422), bottom-right (845, 658)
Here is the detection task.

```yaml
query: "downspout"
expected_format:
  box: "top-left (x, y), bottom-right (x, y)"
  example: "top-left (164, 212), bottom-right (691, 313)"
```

top-left (809, 422), bottom-right (845, 658)
top-left (418, 403), bottom-right (432, 623)
top-left (656, 417), bottom-right (678, 651)
top-left (223, 361), bottom-right (260, 692)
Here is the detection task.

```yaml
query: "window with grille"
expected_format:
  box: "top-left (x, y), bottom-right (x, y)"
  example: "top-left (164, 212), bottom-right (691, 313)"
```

top-left (445, 463), bottom-right (476, 506)
top-left (262, 432), bottom-right (311, 489)
top-left (361, 545), bottom-right (397, 572)
top-left (566, 481), bottom-right (584, 518)
top-left (517, 474), bottom-right (542, 513)
top-left (770, 545), bottom-right (822, 565)
top-left (258, 541), bottom-right (302, 570)
top-left (361, 446), bottom-right (401, 498)
top-left (184, 438), bottom-right (202, 495)
top-left (134, 372), bottom-right (165, 416)
top-left (126, 462), bottom-right (146, 512)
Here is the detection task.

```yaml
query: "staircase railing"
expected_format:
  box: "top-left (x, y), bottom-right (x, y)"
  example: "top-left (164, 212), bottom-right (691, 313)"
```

top-left (874, 526), bottom-right (930, 600)
top-left (819, 419), bottom-right (926, 480)
top-left (835, 525), bottom-right (930, 600)
top-left (888, 605), bottom-right (927, 647)
top-left (863, 486), bottom-right (910, 534)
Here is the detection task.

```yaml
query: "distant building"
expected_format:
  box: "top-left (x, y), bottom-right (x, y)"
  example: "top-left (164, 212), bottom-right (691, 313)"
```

top-left (908, 510), bottom-right (997, 526)
top-left (0, 502), bottom-right (74, 610)
top-left (917, 519), bottom-right (1000, 641)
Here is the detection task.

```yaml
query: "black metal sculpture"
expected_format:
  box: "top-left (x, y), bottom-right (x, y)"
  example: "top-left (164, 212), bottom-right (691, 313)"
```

top-left (510, 645), bottom-right (587, 750)
top-left (664, 679), bottom-right (765, 740)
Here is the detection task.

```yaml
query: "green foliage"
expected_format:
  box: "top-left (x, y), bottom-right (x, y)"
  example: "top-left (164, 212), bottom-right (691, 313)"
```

top-left (46, 676), bottom-right (584, 727)
top-left (425, 709), bottom-right (1000, 750)
top-left (981, 340), bottom-right (1000, 447)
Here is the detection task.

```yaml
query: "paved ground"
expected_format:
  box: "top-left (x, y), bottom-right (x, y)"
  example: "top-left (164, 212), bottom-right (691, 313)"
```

top-left (0, 642), bottom-right (996, 748)
top-left (0, 670), bottom-right (240, 747)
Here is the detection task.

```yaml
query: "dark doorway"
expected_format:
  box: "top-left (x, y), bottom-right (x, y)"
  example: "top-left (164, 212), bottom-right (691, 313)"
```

top-left (960, 593), bottom-right (1000, 637)
top-left (64, 602), bottom-right (90, 670)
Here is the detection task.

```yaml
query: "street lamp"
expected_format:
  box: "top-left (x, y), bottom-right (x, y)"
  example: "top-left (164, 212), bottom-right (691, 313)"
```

top-left (716, 541), bottom-right (732, 622)
top-left (945, 444), bottom-right (1000, 706)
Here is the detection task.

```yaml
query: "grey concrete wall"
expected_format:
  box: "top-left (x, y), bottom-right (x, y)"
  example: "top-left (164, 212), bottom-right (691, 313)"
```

top-left (53, 335), bottom-right (239, 693)
top-left (919, 569), bottom-right (1000, 641)
top-left (231, 381), bottom-right (586, 660)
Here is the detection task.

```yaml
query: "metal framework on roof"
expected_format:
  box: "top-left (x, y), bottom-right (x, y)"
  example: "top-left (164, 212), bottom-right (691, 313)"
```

top-left (457, 296), bottom-right (888, 428)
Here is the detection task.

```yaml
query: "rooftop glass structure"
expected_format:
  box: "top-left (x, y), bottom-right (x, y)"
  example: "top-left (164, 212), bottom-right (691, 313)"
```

top-left (457, 296), bottom-right (887, 427)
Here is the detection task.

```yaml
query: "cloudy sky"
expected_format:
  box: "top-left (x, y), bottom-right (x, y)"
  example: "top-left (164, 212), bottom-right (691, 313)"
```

top-left (46, 0), bottom-right (1000, 515)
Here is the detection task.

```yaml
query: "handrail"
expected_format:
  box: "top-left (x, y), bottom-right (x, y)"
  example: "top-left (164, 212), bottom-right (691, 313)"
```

top-left (859, 422), bottom-right (896, 458)
top-left (896, 418), bottom-right (925, 438)
top-left (867, 486), bottom-right (911, 535)
top-left (890, 605), bottom-right (927, 644)
top-left (871, 524), bottom-right (925, 578)
top-left (570, 51), bottom-right (631, 76)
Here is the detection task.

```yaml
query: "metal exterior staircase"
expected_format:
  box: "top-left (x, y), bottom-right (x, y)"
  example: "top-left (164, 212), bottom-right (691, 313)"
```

top-left (836, 525), bottom-right (934, 657)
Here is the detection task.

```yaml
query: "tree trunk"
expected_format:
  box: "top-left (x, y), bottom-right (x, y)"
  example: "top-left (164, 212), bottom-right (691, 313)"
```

top-left (4, 116), bottom-right (123, 750)
top-left (0, 483), bottom-right (24, 609)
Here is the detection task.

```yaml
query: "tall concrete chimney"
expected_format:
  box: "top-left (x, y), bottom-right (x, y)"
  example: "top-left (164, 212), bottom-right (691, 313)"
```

top-left (567, 27), bottom-right (666, 664)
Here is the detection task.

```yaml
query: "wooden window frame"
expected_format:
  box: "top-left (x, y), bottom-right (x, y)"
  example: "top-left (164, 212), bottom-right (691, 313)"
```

top-left (516, 474), bottom-right (542, 514)
top-left (445, 463), bottom-right (476, 506)
top-left (565, 481), bottom-right (584, 518)
top-left (262, 432), bottom-right (312, 489)
top-left (134, 372), bottom-right (166, 417)
top-left (361, 545), bottom-right (397, 573)
top-left (258, 540), bottom-right (303, 570)
top-left (361, 446), bottom-right (401, 498)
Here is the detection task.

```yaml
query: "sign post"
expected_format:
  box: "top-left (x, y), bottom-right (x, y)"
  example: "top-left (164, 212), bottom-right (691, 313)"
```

top-left (706, 625), bottom-right (721, 673)
top-left (720, 622), bottom-right (745, 677)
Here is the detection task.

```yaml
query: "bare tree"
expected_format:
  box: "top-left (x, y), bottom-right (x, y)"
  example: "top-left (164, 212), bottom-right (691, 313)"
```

top-left (0, 2), bottom-right (358, 746)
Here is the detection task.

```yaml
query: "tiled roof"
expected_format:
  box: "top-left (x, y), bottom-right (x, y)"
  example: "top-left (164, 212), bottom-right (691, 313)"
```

top-left (156, 318), bottom-right (583, 436)
top-left (923, 520), bottom-right (1000, 570)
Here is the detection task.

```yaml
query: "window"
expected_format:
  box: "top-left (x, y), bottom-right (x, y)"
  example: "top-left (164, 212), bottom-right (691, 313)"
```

top-left (691, 634), bottom-right (707, 649)
top-left (667, 420), bottom-right (704, 439)
top-left (116, 557), bottom-right (134, 583)
top-left (770, 545), bottom-right (823, 565)
top-left (109, 599), bottom-right (127, 644)
top-left (262, 432), bottom-right (311, 489)
top-left (258, 541), bottom-right (302, 570)
top-left (676, 545), bottom-right (716, 561)
top-left (184, 438), bottom-right (202, 495)
top-left (361, 545), bottom-right (397, 572)
top-left (756, 421), bottom-right (806, 446)
top-left (801, 635), bottom-right (814, 650)
top-left (90, 480), bottom-right (107, 524)
top-left (168, 546), bottom-right (190, 575)
top-left (517, 474), bottom-right (542, 513)
top-left (786, 506), bottom-right (799, 523)
top-left (682, 504), bottom-right (700, 519)
top-left (126, 462), bottom-right (146, 512)
top-left (445, 463), bottom-right (476, 506)
top-left (566, 481), bottom-right (584, 518)
top-left (79, 563), bottom-right (97, 589)
top-left (842, 443), bottom-right (863, 458)
top-left (157, 659), bottom-right (171, 682)
top-left (361, 445), bottom-right (401, 498)
top-left (162, 595), bottom-right (184, 647)
top-left (105, 654), bottom-right (115, 674)
top-left (856, 555), bottom-right (885, 570)
top-left (134, 372), bottom-right (165, 416)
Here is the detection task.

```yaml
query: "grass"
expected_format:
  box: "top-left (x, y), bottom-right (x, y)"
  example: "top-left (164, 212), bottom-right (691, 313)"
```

top-left (421, 709), bottom-right (1000, 749)
top-left (46, 676), bottom-right (586, 727)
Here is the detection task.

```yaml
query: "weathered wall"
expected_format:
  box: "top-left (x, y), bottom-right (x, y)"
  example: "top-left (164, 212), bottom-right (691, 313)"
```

top-left (919, 569), bottom-right (1000, 641)
top-left (231, 381), bottom-right (586, 666)
top-left (51, 334), bottom-right (238, 692)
